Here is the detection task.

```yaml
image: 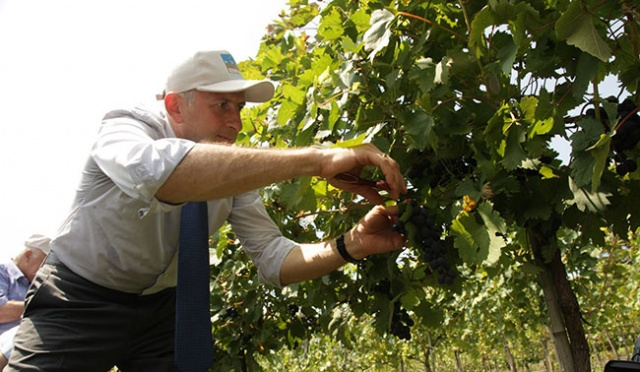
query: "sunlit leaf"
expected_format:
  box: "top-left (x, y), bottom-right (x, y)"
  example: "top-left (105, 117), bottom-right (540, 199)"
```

top-left (568, 176), bottom-right (611, 213)
top-left (586, 133), bottom-right (611, 192)
top-left (333, 134), bottom-right (367, 148)
top-left (469, 5), bottom-right (494, 57)
top-left (363, 9), bottom-right (394, 60)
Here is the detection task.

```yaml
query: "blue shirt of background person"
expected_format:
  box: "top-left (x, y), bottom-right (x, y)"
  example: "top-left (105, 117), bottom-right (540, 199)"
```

top-left (0, 234), bottom-right (50, 369)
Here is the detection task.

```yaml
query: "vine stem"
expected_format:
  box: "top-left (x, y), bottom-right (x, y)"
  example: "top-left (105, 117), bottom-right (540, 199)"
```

top-left (396, 11), bottom-right (468, 43)
top-left (615, 106), bottom-right (640, 132)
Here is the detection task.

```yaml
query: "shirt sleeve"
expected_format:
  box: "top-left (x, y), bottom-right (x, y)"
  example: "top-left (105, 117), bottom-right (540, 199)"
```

top-left (91, 111), bottom-right (196, 203)
top-left (0, 325), bottom-right (18, 358)
top-left (0, 265), bottom-right (10, 307)
top-left (227, 191), bottom-right (297, 288)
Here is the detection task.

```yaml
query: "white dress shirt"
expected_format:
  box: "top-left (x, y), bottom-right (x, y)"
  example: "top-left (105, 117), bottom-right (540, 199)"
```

top-left (52, 104), bottom-right (296, 294)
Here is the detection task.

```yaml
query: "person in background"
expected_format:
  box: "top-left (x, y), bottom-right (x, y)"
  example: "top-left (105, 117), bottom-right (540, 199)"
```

top-left (0, 234), bottom-right (50, 369)
top-left (6, 50), bottom-right (407, 371)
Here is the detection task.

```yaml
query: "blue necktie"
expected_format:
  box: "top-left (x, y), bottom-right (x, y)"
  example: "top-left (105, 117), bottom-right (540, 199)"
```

top-left (175, 201), bottom-right (213, 371)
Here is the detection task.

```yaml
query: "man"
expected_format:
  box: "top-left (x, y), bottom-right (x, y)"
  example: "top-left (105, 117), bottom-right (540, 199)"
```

top-left (7, 50), bottom-right (407, 371)
top-left (0, 234), bottom-right (50, 369)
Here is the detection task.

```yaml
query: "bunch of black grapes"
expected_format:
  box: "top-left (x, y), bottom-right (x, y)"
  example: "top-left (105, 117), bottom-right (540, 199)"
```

top-left (390, 302), bottom-right (414, 340)
top-left (393, 199), bottom-right (457, 286)
top-left (371, 279), bottom-right (414, 340)
top-left (613, 99), bottom-right (640, 175)
top-left (221, 306), bottom-right (239, 320)
top-left (587, 98), bottom-right (640, 176)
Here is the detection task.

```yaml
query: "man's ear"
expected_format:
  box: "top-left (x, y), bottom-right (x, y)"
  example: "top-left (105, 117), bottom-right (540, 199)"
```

top-left (22, 249), bottom-right (33, 262)
top-left (164, 93), bottom-right (183, 123)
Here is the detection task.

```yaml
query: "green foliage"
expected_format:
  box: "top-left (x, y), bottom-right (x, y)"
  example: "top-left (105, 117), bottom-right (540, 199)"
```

top-left (209, 0), bottom-right (640, 369)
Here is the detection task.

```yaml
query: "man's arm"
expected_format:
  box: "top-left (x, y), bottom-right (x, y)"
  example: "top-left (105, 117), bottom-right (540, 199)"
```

top-left (279, 205), bottom-right (405, 285)
top-left (156, 145), bottom-right (319, 203)
top-left (0, 301), bottom-right (24, 323)
top-left (156, 143), bottom-right (405, 204)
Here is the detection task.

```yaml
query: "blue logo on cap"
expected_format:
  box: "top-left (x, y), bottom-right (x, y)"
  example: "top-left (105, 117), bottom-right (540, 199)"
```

top-left (221, 53), bottom-right (241, 76)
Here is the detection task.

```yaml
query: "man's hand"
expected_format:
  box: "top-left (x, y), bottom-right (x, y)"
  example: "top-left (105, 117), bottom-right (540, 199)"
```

top-left (321, 144), bottom-right (407, 204)
top-left (279, 205), bottom-right (406, 285)
top-left (327, 173), bottom-right (391, 205)
top-left (342, 205), bottom-right (406, 261)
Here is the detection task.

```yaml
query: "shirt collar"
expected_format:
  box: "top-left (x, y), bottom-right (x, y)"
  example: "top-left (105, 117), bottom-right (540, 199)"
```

top-left (5, 260), bottom-right (27, 282)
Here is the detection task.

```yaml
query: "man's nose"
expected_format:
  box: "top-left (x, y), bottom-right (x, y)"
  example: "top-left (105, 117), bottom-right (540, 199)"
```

top-left (228, 111), bottom-right (243, 132)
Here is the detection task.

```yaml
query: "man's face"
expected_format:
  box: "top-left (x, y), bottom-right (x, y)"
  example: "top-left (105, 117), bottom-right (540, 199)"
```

top-left (19, 248), bottom-right (47, 283)
top-left (177, 91), bottom-right (246, 144)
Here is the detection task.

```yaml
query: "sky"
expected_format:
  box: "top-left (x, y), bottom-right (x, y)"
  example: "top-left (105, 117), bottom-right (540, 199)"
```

top-left (0, 0), bottom-right (289, 259)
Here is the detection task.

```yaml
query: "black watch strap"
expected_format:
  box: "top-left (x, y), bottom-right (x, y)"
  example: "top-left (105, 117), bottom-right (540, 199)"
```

top-left (336, 234), bottom-right (362, 264)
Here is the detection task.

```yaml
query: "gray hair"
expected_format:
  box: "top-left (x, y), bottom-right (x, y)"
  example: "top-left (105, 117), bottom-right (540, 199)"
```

top-left (179, 89), bottom-right (197, 106)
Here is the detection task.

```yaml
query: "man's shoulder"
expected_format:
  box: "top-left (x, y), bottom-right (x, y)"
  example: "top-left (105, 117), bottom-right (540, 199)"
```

top-left (101, 103), bottom-right (172, 139)
top-left (103, 103), bottom-right (166, 125)
top-left (0, 262), bottom-right (12, 274)
top-left (0, 261), bottom-right (23, 281)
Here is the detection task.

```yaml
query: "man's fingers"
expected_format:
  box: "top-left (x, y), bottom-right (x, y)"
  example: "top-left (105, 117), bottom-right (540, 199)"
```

top-left (377, 155), bottom-right (406, 200)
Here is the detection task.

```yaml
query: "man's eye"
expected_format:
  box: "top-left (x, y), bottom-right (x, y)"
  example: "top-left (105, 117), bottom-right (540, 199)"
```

top-left (212, 101), bottom-right (244, 113)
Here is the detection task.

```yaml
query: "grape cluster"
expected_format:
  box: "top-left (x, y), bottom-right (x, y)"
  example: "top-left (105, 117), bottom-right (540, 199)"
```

top-left (287, 304), bottom-right (299, 317)
top-left (221, 306), bottom-right (239, 320)
top-left (371, 279), bottom-right (414, 340)
top-left (394, 199), bottom-right (457, 286)
top-left (612, 99), bottom-right (640, 152)
top-left (389, 302), bottom-right (414, 340)
top-left (588, 98), bottom-right (640, 176)
top-left (613, 99), bottom-right (640, 176)
top-left (614, 154), bottom-right (638, 176)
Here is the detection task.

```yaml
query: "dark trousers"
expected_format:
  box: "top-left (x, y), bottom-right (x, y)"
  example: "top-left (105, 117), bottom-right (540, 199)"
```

top-left (6, 252), bottom-right (179, 372)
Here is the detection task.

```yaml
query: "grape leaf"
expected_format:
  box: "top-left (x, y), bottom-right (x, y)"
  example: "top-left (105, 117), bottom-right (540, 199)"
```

top-left (468, 5), bottom-right (495, 57)
top-left (434, 56), bottom-right (452, 85)
top-left (570, 117), bottom-right (606, 187)
top-left (568, 176), bottom-right (611, 213)
top-left (585, 133), bottom-right (610, 192)
top-left (318, 7), bottom-right (345, 41)
top-left (555, 2), bottom-right (583, 40)
top-left (400, 106), bottom-right (437, 151)
top-left (333, 134), bottom-right (367, 148)
top-left (363, 9), bottom-right (394, 60)
top-left (408, 58), bottom-right (436, 94)
top-left (573, 53), bottom-right (599, 101)
top-left (476, 202), bottom-right (507, 266)
top-left (555, 2), bottom-right (612, 62)
top-left (496, 34), bottom-right (517, 75)
top-left (501, 127), bottom-right (528, 170)
top-left (415, 300), bottom-right (445, 328)
top-left (277, 99), bottom-right (299, 126)
top-left (279, 177), bottom-right (317, 212)
top-left (451, 207), bottom-right (504, 266)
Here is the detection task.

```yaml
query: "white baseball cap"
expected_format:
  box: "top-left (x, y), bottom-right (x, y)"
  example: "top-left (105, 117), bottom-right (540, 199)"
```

top-left (24, 234), bottom-right (51, 254)
top-left (161, 50), bottom-right (275, 102)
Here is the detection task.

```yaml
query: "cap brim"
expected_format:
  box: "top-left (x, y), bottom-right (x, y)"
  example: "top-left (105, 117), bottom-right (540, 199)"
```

top-left (197, 80), bottom-right (275, 103)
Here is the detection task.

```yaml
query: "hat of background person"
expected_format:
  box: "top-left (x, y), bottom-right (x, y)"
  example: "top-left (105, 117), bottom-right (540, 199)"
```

top-left (162, 50), bottom-right (275, 103)
top-left (24, 234), bottom-right (51, 254)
